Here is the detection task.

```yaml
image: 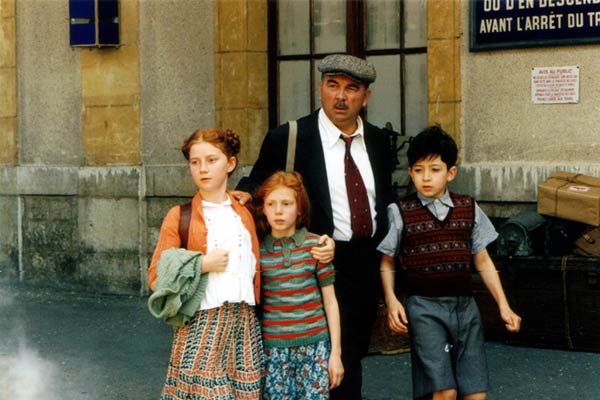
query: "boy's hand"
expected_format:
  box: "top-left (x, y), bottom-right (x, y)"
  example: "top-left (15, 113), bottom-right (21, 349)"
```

top-left (328, 353), bottom-right (344, 389)
top-left (473, 249), bottom-right (522, 333)
top-left (501, 306), bottom-right (522, 333)
top-left (386, 297), bottom-right (409, 334)
top-left (311, 235), bottom-right (335, 264)
top-left (201, 249), bottom-right (229, 273)
top-left (230, 190), bottom-right (252, 205)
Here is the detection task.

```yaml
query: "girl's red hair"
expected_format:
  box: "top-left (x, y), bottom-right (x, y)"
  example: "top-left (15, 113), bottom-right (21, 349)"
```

top-left (253, 171), bottom-right (311, 239)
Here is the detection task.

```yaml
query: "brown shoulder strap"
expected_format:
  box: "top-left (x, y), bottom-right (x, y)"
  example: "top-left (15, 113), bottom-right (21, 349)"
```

top-left (178, 201), bottom-right (192, 249)
top-left (286, 120), bottom-right (297, 172)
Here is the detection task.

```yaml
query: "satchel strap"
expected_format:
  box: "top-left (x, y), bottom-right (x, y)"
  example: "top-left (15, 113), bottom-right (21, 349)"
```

top-left (286, 120), bottom-right (297, 172)
top-left (178, 201), bottom-right (192, 249)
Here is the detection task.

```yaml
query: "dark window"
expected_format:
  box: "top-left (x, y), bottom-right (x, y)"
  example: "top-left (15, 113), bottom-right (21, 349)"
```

top-left (268, 0), bottom-right (427, 136)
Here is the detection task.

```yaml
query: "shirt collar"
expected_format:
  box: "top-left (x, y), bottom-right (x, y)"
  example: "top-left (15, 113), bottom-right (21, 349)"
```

top-left (416, 190), bottom-right (454, 208)
top-left (263, 226), bottom-right (308, 252)
top-left (201, 194), bottom-right (233, 209)
top-left (318, 108), bottom-right (366, 151)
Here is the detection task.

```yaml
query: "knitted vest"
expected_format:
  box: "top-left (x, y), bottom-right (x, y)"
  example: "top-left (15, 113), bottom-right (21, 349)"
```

top-left (397, 192), bottom-right (474, 297)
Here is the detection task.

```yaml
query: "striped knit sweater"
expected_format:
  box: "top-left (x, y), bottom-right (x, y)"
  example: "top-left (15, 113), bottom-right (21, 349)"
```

top-left (260, 227), bottom-right (335, 348)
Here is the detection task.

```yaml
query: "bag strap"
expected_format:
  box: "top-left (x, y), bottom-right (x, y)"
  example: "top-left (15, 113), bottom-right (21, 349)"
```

top-left (178, 201), bottom-right (192, 249)
top-left (286, 120), bottom-right (297, 172)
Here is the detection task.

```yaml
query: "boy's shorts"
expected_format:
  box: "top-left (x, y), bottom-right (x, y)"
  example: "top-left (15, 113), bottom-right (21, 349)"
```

top-left (406, 295), bottom-right (490, 399)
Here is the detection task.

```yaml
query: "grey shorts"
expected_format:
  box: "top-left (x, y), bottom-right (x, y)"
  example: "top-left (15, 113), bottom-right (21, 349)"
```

top-left (406, 295), bottom-right (490, 399)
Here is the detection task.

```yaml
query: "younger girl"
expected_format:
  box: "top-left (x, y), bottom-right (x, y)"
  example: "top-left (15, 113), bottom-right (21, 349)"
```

top-left (148, 129), bottom-right (263, 399)
top-left (253, 171), bottom-right (344, 399)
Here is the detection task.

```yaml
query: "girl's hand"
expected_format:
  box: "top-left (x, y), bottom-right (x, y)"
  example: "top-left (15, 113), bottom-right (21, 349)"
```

top-left (311, 235), bottom-right (335, 264)
top-left (201, 249), bottom-right (229, 273)
top-left (328, 353), bottom-right (344, 389)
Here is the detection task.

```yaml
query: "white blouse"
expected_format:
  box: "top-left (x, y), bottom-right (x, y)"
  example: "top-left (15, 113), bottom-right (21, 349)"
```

top-left (200, 196), bottom-right (256, 309)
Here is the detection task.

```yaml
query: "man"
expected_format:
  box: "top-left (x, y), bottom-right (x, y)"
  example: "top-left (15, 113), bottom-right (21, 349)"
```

top-left (235, 54), bottom-right (394, 399)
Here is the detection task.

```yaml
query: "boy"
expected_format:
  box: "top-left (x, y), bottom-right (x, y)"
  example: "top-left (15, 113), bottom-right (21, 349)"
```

top-left (378, 126), bottom-right (521, 400)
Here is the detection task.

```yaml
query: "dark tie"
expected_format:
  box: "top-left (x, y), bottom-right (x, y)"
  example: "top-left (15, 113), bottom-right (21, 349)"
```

top-left (341, 135), bottom-right (373, 239)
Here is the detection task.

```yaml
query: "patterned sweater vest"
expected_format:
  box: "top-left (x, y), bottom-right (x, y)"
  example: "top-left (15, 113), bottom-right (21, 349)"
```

top-left (397, 192), bottom-right (475, 297)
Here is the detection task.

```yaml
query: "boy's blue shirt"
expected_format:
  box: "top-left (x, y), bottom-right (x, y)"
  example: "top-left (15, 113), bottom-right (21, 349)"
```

top-left (377, 190), bottom-right (498, 257)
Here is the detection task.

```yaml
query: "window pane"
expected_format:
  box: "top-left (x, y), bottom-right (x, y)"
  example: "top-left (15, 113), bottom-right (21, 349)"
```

top-left (365, 0), bottom-right (400, 50)
top-left (278, 0), bottom-right (310, 55)
top-left (313, 60), bottom-right (322, 111)
top-left (405, 53), bottom-right (428, 136)
top-left (314, 0), bottom-right (346, 54)
top-left (279, 61), bottom-right (311, 123)
top-left (365, 55), bottom-right (401, 132)
top-left (405, 0), bottom-right (427, 48)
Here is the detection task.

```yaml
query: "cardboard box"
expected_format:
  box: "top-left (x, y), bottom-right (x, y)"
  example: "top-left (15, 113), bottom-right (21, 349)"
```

top-left (538, 171), bottom-right (600, 226)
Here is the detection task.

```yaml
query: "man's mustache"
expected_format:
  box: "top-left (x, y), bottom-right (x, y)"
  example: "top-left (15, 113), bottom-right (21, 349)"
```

top-left (334, 102), bottom-right (348, 109)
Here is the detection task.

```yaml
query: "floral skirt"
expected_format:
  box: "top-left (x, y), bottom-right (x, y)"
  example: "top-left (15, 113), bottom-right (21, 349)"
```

top-left (161, 302), bottom-right (264, 400)
top-left (263, 340), bottom-right (331, 400)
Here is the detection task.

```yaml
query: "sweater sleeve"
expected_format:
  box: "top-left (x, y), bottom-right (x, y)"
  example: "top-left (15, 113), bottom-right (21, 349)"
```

top-left (148, 206), bottom-right (182, 291)
top-left (316, 262), bottom-right (335, 287)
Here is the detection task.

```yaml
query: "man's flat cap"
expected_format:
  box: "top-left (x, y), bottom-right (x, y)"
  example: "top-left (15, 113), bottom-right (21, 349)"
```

top-left (318, 54), bottom-right (376, 84)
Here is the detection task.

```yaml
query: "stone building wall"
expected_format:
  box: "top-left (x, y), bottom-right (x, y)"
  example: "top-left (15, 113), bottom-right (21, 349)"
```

top-left (0, 0), bottom-right (228, 294)
top-left (2, 0), bottom-right (599, 294)
top-left (453, 1), bottom-right (600, 214)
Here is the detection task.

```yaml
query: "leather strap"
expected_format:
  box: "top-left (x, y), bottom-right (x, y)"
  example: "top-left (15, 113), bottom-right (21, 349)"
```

top-left (286, 120), bottom-right (297, 172)
top-left (178, 201), bottom-right (192, 249)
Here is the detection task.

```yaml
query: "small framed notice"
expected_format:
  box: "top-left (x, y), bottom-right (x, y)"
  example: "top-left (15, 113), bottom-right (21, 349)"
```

top-left (531, 66), bottom-right (580, 104)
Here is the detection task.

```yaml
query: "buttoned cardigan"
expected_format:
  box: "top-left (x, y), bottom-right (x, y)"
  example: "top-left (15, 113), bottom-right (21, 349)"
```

top-left (148, 191), bottom-right (261, 303)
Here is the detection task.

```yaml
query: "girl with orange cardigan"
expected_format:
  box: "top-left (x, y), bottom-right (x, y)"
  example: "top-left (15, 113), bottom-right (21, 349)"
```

top-left (148, 128), bottom-right (333, 400)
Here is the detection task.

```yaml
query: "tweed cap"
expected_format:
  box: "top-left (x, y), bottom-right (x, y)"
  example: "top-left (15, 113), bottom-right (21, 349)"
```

top-left (318, 54), bottom-right (376, 84)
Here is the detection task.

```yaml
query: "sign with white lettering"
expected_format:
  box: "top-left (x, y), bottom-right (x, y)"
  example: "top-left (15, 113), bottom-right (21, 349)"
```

top-left (531, 65), bottom-right (580, 104)
top-left (470, 0), bottom-right (600, 51)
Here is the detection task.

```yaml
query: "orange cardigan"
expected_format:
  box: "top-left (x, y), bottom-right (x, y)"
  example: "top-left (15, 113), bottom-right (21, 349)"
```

top-left (148, 191), bottom-right (261, 303)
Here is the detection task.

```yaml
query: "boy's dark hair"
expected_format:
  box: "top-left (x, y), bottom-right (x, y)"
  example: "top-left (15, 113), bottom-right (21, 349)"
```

top-left (407, 125), bottom-right (458, 168)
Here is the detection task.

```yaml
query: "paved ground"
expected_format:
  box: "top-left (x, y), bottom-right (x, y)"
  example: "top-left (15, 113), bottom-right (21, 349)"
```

top-left (1, 283), bottom-right (600, 400)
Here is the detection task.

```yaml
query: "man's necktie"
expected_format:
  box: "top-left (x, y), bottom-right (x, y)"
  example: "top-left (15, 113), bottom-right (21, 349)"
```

top-left (341, 135), bottom-right (373, 239)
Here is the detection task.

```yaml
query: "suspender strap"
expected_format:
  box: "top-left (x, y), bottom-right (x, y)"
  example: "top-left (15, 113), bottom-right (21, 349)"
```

top-left (286, 120), bottom-right (297, 172)
top-left (178, 201), bottom-right (192, 249)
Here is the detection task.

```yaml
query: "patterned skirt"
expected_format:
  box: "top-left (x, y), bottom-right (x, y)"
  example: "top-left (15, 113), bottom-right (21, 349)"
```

top-left (161, 302), bottom-right (264, 400)
top-left (263, 340), bottom-right (331, 400)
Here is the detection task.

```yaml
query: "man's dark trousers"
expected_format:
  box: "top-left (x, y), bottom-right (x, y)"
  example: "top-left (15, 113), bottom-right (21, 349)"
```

top-left (330, 238), bottom-right (381, 400)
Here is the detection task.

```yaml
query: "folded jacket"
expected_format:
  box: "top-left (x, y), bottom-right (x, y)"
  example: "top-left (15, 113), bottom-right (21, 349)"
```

top-left (147, 247), bottom-right (207, 328)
